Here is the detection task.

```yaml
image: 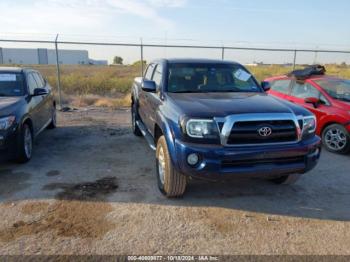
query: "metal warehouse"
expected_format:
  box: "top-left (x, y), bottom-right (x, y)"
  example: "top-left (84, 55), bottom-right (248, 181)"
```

top-left (0, 47), bottom-right (107, 65)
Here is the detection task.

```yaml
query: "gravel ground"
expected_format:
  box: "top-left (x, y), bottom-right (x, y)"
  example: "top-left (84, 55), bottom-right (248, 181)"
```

top-left (0, 108), bottom-right (349, 255)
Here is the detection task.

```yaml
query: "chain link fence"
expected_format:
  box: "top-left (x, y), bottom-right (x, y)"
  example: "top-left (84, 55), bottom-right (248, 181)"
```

top-left (1, 37), bottom-right (350, 109)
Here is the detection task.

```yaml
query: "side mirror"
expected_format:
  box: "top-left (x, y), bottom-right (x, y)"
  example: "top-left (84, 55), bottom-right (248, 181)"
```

top-left (33, 88), bottom-right (48, 96)
top-left (304, 97), bottom-right (320, 108)
top-left (261, 81), bottom-right (271, 92)
top-left (142, 80), bottom-right (157, 92)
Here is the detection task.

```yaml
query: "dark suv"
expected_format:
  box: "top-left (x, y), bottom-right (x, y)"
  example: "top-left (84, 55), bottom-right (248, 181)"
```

top-left (0, 67), bottom-right (56, 163)
top-left (131, 59), bottom-right (321, 198)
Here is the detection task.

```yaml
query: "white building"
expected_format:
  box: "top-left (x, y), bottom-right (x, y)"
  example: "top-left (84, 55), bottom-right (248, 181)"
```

top-left (0, 47), bottom-right (107, 65)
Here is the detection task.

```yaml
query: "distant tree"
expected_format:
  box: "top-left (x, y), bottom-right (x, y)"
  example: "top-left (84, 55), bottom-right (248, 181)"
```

top-left (113, 56), bottom-right (123, 65)
top-left (132, 60), bottom-right (147, 67)
top-left (340, 62), bottom-right (347, 68)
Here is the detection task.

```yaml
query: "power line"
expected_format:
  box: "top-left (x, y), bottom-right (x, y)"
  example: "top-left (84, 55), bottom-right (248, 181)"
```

top-left (0, 38), bottom-right (349, 54)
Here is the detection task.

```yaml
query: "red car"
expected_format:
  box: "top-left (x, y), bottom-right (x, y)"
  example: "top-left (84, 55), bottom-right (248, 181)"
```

top-left (264, 74), bottom-right (350, 154)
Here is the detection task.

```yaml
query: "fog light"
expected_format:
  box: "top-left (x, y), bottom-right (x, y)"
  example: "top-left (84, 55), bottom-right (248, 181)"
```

top-left (187, 153), bottom-right (199, 166)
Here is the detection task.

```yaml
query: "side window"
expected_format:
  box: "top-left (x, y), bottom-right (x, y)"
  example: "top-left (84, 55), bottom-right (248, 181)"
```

top-left (33, 73), bottom-right (44, 88)
top-left (144, 64), bottom-right (155, 80)
top-left (152, 64), bottom-right (163, 90)
top-left (270, 79), bottom-right (291, 94)
top-left (291, 82), bottom-right (320, 99)
top-left (320, 94), bottom-right (330, 105)
top-left (37, 73), bottom-right (46, 87)
top-left (27, 74), bottom-right (39, 94)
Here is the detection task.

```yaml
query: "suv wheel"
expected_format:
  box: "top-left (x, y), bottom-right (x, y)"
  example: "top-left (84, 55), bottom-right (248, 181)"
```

top-left (156, 136), bottom-right (187, 197)
top-left (322, 124), bottom-right (350, 154)
top-left (16, 124), bottom-right (33, 163)
top-left (270, 174), bottom-right (301, 185)
top-left (132, 103), bottom-right (142, 137)
top-left (47, 106), bottom-right (57, 129)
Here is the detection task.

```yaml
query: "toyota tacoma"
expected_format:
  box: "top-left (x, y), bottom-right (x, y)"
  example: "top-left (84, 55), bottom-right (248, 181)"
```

top-left (131, 59), bottom-right (321, 197)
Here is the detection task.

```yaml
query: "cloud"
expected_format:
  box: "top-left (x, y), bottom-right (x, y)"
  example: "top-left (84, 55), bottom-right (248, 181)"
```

top-left (147, 0), bottom-right (187, 8)
top-left (105, 0), bottom-right (171, 26)
top-left (0, 0), bottom-right (187, 36)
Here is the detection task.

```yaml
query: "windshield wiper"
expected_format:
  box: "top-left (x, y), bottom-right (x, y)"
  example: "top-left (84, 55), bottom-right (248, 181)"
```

top-left (172, 90), bottom-right (202, 93)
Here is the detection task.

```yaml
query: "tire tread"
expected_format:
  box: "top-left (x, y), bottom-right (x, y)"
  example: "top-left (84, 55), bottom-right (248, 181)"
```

top-left (16, 124), bottom-right (32, 164)
top-left (157, 136), bottom-right (187, 197)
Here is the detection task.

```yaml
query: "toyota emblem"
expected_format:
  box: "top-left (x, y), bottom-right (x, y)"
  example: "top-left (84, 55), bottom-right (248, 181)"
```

top-left (258, 127), bottom-right (272, 137)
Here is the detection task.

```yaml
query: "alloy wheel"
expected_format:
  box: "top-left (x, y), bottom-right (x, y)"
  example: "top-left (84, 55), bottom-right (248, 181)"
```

top-left (158, 145), bottom-right (166, 185)
top-left (324, 127), bottom-right (347, 151)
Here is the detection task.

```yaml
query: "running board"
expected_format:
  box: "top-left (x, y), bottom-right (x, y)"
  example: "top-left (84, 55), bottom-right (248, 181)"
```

top-left (136, 120), bottom-right (156, 151)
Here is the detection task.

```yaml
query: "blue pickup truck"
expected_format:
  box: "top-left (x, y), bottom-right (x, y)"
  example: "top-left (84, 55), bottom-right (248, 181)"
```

top-left (131, 59), bottom-right (321, 197)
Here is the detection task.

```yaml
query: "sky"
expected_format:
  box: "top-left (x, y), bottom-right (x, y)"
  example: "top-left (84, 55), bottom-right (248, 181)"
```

top-left (0, 0), bottom-right (350, 64)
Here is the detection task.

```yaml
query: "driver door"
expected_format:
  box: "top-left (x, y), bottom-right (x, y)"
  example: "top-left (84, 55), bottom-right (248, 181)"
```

top-left (139, 64), bottom-right (156, 132)
top-left (33, 72), bottom-right (51, 125)
top-left (26, 73), bottom-right (45, 135)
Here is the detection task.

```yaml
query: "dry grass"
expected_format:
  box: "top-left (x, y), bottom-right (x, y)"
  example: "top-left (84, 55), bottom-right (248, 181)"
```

top-left (247, 64), bottom-right (350, 81)
top-left (30, 64), bottom-right (140, 96)
top-left (6, 63), bottom-right (350, 108)
top-left (63, 93), bottom-right (131, 108)
top-left (27, 64), bottom-right (139, 108)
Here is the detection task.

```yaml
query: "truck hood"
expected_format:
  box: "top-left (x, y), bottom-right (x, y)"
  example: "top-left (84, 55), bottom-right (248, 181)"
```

top-left (0, 96), bottom-right (24, 116)
top-left (166, 92), bottom-right (310, 118)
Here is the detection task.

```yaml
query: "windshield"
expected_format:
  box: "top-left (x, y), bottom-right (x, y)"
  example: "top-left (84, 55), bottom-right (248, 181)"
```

top-left (167, 63), bottom-right (261, 93)
top-left (314, 78), bottom-right (350, 102)
top-left (0, 72), bottom-right (25, 96)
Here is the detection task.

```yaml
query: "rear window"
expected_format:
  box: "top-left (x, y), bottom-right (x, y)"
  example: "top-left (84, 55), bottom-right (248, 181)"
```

top-left (0, 73), bottom-right (25, 96)
top-left (270, 79), bottom-right (291, 94)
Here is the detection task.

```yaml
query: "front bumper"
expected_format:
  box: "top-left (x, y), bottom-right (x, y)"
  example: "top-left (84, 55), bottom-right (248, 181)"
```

top-left (0, 126), bottom-right (19, 160)
top-left (345, 122), bottom-right (350, 133)
top-left (174, 136), bottom-right (321, 180)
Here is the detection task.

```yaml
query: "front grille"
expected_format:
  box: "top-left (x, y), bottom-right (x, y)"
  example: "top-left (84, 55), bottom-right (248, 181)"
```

top-left (227, 120), bottom-right (297, 145)
top-left (222, 156), bottom-right (305, 168)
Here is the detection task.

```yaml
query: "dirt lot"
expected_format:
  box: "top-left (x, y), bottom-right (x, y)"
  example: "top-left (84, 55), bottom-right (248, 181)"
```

top-left (0, 108), bottom-right (349, 255)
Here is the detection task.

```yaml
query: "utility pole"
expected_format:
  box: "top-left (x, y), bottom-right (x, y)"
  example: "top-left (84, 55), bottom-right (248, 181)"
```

top-left (140, 38), bottom-right (144, 77)
top-left (55, 34), bottom-right (62, 109)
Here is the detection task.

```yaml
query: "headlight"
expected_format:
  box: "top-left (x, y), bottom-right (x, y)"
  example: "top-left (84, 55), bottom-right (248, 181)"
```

top-left (0, 116), bottom-right (16, 130)
top-left (302, 116), bottom-right (316, 135)
top-left (185, 119), bottom-right (219, 138)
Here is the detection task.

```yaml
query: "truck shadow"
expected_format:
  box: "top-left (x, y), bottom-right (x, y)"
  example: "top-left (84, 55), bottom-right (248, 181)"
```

top-left (176, 176), bottom-right (350, 221)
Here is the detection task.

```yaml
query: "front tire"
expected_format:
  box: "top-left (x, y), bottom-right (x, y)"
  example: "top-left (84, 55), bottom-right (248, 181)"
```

top-left (270, 174), bottom-right (301, 185)
top-left (156, 136), bottom-right (187, 198)
top-left (322, 124), bottom-right (350, 154)
top-left (16, 124), bottom-right (33, 163)
top-left (131, 103), bottom-right (142, 137)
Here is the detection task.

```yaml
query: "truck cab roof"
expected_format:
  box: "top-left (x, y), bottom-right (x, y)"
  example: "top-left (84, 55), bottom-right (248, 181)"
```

top-left (0, 67), bottom-right (24, 73)
top-left (155, 58), bottom-right (240, 65)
